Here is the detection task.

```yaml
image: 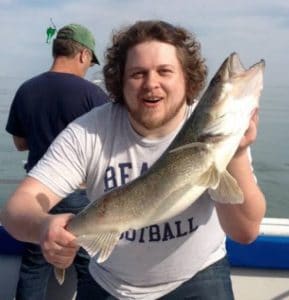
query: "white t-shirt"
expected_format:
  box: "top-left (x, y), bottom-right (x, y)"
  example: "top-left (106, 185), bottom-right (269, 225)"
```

top-left (29, 103), bottom-right (227, 299)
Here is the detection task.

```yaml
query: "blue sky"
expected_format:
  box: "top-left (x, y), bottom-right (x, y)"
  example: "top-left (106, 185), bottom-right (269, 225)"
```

top-left (0, 0), bottom-right (288, 88)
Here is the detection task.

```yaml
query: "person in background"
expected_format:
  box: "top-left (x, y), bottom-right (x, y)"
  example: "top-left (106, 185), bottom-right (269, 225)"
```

top-left (5, 23), bottom-right (109, 300)
top-left (2, 20), bottom-right (266, 299)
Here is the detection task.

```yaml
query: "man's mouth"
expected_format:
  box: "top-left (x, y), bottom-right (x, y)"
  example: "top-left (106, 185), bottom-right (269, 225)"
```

top-left (143, 97), bottom-right (162, 103)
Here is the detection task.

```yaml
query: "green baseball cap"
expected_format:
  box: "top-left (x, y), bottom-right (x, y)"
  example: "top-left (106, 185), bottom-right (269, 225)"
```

top-left (56, 23), bottom-right (99, 64)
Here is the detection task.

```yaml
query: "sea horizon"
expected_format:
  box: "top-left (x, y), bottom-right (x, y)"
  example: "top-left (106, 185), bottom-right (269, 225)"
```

top-left (0, 78), bottom-right (288, 218)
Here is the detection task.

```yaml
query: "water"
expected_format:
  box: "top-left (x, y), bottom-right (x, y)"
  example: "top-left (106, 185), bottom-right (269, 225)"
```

top-left (251, 85), bottom-right (289, 218)
top-left (0, 78), bottom-right (288, 218)
top-left (0, 78), bottom-right (26, 205)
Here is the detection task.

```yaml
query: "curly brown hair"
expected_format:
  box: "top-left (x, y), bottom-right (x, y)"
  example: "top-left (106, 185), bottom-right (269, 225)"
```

top-left (103, 20), bottom-right (207, 104)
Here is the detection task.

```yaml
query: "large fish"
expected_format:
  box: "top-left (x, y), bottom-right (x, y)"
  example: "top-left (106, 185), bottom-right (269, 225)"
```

top-left (55, 52), bottom-right (265, 284)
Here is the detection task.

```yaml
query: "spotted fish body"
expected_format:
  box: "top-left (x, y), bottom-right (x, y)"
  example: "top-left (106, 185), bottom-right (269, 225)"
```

top-left (55, 53), bottom-right (265, 284)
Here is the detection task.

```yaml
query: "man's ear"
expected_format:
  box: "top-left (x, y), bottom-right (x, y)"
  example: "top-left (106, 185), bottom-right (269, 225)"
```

top-left (80, 48), bottom-right (91, 64)
top-left (79, 49), bottom-right (86, 63)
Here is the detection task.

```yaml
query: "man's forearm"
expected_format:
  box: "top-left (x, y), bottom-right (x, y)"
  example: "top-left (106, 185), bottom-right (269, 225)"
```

top-left (1, 177), bottom-right (62, 243)
top-left (1, 191), bottom-right (51, 243)
top-left (13, 135), bottom-right (29, 151)
top-left (215, 150), bottom-right (266, 243)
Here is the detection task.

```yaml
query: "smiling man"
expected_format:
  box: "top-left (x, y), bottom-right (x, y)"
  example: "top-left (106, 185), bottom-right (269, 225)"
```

top-left (2, 20), bottom-right (265, 300)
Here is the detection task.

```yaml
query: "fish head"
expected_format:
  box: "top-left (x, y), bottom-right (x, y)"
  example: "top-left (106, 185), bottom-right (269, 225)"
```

top-left (224, 52), bottom-right (264, 106)
top-left (196, 52), bottom-right (265, 138)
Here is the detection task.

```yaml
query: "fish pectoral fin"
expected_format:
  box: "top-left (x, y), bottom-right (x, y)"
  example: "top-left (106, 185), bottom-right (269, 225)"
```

top-left (77, 232), bottom-right (121, 263)
top-left (169, 142), bottom-right (207, 154)
top-left (198, 164), bottom-right (220, 189)
top-left (208, 170), bottom-right (244, 204)
top-left (54, 267), bottom-right (65, 285)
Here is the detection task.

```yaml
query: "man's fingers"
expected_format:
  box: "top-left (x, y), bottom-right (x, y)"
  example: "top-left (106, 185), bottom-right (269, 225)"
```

top-left (250, 108), bottom-right (259, 126)
top-left (54, 233), bottom-right (78, 248)
top-left (45, 221), bottom-right (78, 246)
top-left (43, 243), bottom-right (78, 268)
top-left (48, 254), bottom-right (75, 269)
top-left (48, 244), bottom-right (79, 256)
top-left (42, 229), bottom-right (79, 260)
top-left (39, 213), bottom-right (80, 268)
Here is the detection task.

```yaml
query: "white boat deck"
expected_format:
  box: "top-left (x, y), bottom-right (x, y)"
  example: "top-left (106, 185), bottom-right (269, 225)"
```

top-left (232, 268), bottom-right (289, 300)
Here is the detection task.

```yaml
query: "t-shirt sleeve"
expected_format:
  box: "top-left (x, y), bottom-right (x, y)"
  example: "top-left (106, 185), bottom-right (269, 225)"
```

top-left (88, 84), bottom-right (109, 109)
top-left (6, 89), bottom-right (26, 137)
top-left (28, 122), bottom-right (88, 198)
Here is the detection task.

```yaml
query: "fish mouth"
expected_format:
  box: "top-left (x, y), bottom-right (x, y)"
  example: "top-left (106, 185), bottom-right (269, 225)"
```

top-left (229, 53), bottom-right (265, 93)
top-left (218, 53), bottom-right (245, 81)
top-left (226, 52), bottom-right (265, 80)
top-left (228, 53), bottom-right (245, 75)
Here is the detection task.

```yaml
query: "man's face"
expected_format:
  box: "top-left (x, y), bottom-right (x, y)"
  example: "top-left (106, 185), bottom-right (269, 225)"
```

top-left (123, 40), bottom-right (187, 137)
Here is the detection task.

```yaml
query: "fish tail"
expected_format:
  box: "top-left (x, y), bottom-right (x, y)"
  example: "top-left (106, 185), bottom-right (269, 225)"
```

top-left (77, 231), bottom-right (121, 263)
top-left (54, 267), bottom-right (65, 285)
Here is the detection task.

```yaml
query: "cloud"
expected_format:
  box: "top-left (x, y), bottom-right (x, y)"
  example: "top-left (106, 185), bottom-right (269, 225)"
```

top-left (0, 0), bottom-right (288, 88)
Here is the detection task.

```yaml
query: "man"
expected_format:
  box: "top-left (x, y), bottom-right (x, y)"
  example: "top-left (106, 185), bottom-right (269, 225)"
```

top-left (2, 20), bottom-right (266, 299)
top-left (5, 23), bottom-right (108, 300)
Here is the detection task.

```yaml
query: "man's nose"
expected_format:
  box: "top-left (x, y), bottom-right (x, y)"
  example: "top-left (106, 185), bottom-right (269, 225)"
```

top-left (143, 71), bottom-right (160, 90)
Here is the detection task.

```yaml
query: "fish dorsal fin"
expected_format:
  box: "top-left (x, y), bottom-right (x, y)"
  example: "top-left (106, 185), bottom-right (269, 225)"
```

top-left (209, 170), bottom-right (244, 204)
top-left (197, 164), bottom-right (220, 189)
top-left (76, 232), bottom-right (121, 263)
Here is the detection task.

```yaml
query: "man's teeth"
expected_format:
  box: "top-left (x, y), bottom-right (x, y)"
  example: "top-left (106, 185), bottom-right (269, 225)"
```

top-left (145, 98), bottom-right (160, 102)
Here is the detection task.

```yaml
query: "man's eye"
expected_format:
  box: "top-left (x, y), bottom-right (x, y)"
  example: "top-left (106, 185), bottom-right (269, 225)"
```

top-left (130, 72), bottom-right (144, 79)
top-left (159, 69), bottom-right (172, 75)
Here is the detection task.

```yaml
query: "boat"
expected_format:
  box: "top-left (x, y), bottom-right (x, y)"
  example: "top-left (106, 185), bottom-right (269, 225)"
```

top-left (228, 218), bottom-right (289, 300)
top-left (1, 218), bottom-right (289, 300)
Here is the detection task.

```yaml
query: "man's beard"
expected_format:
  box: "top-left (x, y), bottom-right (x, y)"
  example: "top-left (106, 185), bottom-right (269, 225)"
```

top-left (126, 98), bottom-right (186, 131)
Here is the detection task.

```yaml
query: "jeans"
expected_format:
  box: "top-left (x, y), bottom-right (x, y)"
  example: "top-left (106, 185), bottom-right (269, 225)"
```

top-left (160, 256), bottom-right (234, 300)
top-left (65, 256), bottom-right (234, 300)
top-left (16, 190), bottom-right (95, 300)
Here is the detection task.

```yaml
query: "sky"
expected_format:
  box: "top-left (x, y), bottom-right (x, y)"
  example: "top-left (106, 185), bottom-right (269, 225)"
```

top-left (0, 0), bottom-right (288, 89)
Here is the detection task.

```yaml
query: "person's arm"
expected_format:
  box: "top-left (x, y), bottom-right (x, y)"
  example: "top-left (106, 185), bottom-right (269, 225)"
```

top-left (12, 135), bottom-right (28, 151)
top-left (215, 111), bottom-right (266, 243)
top-left (1, 176), bottom-right (79, 269)
top-left (1, 176), bottom-right (61, 242)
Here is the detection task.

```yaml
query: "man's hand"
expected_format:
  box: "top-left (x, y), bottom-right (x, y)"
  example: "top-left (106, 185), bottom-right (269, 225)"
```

top-left (234, 108), bottom-right (259, 158)
top-left (39, 213), bottom-right (79, 269)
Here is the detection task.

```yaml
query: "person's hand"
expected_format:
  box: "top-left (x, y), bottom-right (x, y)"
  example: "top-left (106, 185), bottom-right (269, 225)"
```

top-left (234, 108), bottom-right (259, 158)
top-left (39, 213), bottom-right (79, 269)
